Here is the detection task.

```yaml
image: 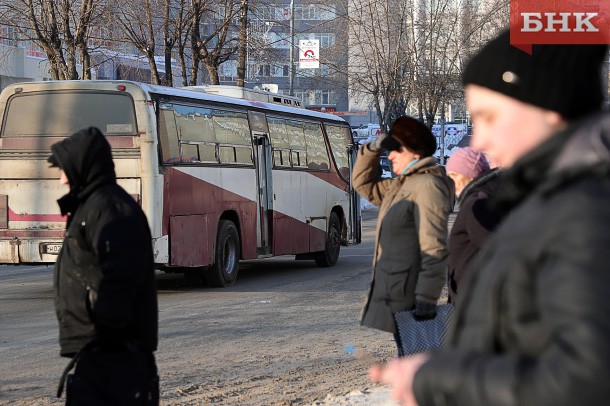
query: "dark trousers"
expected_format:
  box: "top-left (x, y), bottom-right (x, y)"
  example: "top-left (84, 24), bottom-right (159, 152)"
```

top-left (66, 347), bottom-right (159, 405)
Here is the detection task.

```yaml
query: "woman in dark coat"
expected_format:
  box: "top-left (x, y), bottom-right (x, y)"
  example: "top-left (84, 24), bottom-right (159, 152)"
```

top-left (445, 147), bottom-right (502, 303)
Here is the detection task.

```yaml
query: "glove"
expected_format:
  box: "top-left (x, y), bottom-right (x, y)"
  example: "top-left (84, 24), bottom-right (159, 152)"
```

top-left (367, 132), bottom-right (403, 153)
top-left (366, 133), bottom-right (388, 152)
top-left (412, 300), bottom-right (437, 321)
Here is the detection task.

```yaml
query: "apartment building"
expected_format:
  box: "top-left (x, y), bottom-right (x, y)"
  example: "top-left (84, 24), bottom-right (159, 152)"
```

top-left (218, 1), bottom-right (350, 115)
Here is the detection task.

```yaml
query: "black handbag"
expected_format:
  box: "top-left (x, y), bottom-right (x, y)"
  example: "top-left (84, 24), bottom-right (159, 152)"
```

top-left (58, 342), bottom-right (159, 405)
top-left (394, 303), bottom-right (454, 356)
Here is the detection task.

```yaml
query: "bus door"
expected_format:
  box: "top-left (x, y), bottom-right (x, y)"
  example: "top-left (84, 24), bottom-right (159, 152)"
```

top-left (347, 144), bottom-right (362, 244)
top-left (248, 112), bottom-right (273, 256)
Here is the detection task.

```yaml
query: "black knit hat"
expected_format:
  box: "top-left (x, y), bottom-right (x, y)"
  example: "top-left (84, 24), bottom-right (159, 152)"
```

top-left (384, 116), bottom-right (436, 157)
top-left (463, 30), bottom-right (608, 119)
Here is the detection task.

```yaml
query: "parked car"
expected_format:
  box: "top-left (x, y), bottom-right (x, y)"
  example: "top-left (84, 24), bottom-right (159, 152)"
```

top-left (352, 124), bottom-right (382, 146)
top-left (380, 151), bottom-right (391, 171)
top-left (380, 152), bottom-right (392, 178)
top-left (358, 134), bottom-right (377, 146)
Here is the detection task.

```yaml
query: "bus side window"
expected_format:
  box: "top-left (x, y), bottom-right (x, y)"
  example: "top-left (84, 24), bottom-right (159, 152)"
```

top-left (268, 117), bottom-right (291, 168)
top-left (273, 149), bottom-right (285, 166)
top-left (181, 144), bottom-right (200, 162)
top-left (286, 120), bottom-right (307, 169)
top-left (158, 105), bottom-right (181, 164)
top-left (304, 122), bottom-right (330, 171)
top-left (213, 110), bottom-right (253, 165)
top-left (324, 124), bottom-right (352, 180)
top-left (173, 105), bottom-right (216, 163)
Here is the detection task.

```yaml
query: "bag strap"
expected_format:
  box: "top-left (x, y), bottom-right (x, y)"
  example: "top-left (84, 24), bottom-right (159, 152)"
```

top-left (55, 339), bottom-right (145, 398)
top-left (56, 354), bottom-right (78, 398)
top-left (56, 342), bottom-right (91, 398)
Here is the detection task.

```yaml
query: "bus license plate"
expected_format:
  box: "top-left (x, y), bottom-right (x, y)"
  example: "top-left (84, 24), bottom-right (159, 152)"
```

top-left (42, 243), bottom-right (62, 255)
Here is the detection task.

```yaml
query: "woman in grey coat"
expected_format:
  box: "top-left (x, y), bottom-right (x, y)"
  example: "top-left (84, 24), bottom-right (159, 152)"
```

top-left (353, 116), bottom-right (454, 354)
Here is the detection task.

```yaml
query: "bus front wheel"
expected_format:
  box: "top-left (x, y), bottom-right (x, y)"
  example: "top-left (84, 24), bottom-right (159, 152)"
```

top-left (205, 220), bottom-right (240, 287)
top-left (314, 212), bottom-right (341, 267)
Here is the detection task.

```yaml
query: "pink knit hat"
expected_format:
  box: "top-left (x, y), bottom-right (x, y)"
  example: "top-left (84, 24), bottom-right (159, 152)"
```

top-left (446, 147), bottom-right (490, 179)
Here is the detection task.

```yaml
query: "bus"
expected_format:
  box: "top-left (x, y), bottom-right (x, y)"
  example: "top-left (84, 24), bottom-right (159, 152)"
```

top-left (0, 81), bottom-right (361, 286)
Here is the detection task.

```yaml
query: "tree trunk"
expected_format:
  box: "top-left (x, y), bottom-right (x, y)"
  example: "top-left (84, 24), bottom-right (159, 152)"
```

top-left (236, 0), bottom-right (248, 87)
top-left (48, 54), bottom-right (61, 80)
top-left (79, 45), bottom-right (92, 79)
top-left (206, 63), bottom-right (220, 85)
top-left (178, 42), bottom-right (188, 86)
top-left (164, 46), bottom-right (173, 87)
top-left (189, 8), bottom-right (202, 86)
top-left (163, 0), bottom-right (173, 87)
top-left (147, 51), bottom-right (161, 84)
top-left (190, 49), bottom-right (200, 86)
top-left (65, 48), bottom-right (79, 80)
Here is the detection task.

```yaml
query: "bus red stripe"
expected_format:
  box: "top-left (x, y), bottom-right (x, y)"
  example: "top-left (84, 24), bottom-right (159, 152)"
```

top-left (0, 230), bottom-right (64, 238)
top-left (0, 136), bottom-right (136, 150)
top-left (8, 207), bottom-right (66, 222)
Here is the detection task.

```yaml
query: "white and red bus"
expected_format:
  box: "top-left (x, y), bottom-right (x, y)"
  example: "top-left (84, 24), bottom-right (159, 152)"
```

top-left (0, 81), bottom-right (361, 286)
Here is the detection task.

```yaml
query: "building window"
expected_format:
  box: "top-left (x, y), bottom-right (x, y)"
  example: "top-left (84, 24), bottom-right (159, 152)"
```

top-left (298, 33), bottom-right (335, 48)
top-left (294, 4), bottom-right (336, 20)
top-left (271, 64), bottom-right (289, 77)
top-left (0, 25), bottom-right (19, 47)
top-left (320, 90), bottom-right (331, 105)
top-left (256, 64), bottom-right (271, 77)
top-left (221, 60), bottom-right (238, 78)
top-left (295, 90), bottom-right (337, 106)
top-left (267, 32), bottom-right (291, 49)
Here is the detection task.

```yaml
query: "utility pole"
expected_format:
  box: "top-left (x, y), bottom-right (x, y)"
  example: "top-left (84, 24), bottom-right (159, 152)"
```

top-left (237, 0), bottom-right (248, 87)
top-left (288, 0), bottom-right (295, 96)
top-left (440, 101), bottom-right (446, 165)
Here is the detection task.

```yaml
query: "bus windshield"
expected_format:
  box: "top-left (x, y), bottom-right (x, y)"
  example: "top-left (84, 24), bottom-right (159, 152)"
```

top-left (1, 91), bottom-right (137, 137)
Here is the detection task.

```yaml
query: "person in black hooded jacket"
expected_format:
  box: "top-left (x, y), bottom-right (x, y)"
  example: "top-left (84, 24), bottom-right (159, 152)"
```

top-left (49, 127), bottom-right (158, 403)
top-left (369, 31), bottom-right (610, 406)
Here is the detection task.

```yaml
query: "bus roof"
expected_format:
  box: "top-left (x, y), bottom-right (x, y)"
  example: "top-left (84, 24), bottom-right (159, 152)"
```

top-left (2, 80), bottom-right (348, 125)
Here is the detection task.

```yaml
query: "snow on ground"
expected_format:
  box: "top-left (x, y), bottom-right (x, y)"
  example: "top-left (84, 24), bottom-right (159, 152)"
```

top-left (360, 197), bottom-right (377, 212)
top-left (312, 386), bottom-right (397, 405)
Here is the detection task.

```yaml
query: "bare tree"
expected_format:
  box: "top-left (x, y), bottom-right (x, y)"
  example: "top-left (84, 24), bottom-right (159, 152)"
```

top-left (242, 4), bottom-right (282, 84)
top-left (347, 0), bottom-right (508, 128)
top-left (174, 1), bottom-right (195, 87)
top-left (348, 0), bottom-right (414, 132)
top-left (98, 0), bottom-right (241, 86)
top-left (160, 0), bottom-right (193, 86)
top-left (236, 0), bottom-right (248, 87)
top-left (190, 0), bottom-right (240, 86)
top-left (409, 0), bottom-right (462, 126)
top-left (107, 0), bottom-right (164, 84)
top-left (162, 0), bottom-right (176, 86)
top-left (2, 0), bottom-right (101, 80)
top-left (409, 0), bottom-right (509, 126)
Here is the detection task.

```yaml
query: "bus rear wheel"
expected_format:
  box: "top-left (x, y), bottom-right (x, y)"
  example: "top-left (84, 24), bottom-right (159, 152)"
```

top-left (204, 220), bottom-right (240, 287)
top-left (314, 212), bottom-right (341, 267)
